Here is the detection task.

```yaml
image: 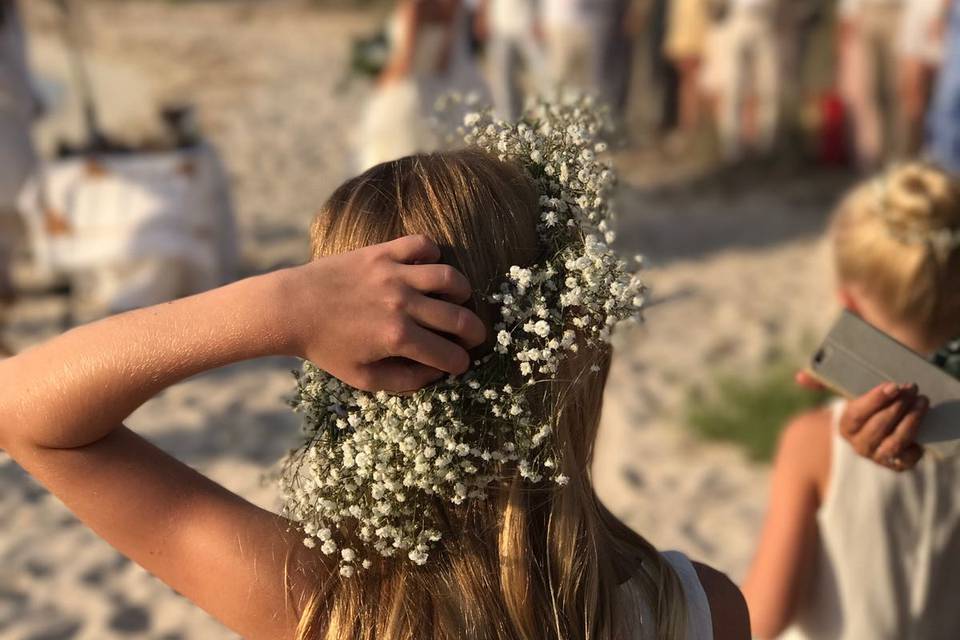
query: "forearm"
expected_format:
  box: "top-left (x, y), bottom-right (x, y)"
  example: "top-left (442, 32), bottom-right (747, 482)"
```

top-left (0, 272), bottom-right (292, 450)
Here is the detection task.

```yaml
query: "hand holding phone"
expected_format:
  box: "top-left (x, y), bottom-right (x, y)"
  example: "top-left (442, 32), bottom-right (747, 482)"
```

top-left (808, 311), bottom-right (960, 459)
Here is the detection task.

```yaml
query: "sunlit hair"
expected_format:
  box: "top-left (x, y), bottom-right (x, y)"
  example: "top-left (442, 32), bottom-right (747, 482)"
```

top-left (832, 162), bottom-right (960, 346)
top-left (294, 149), bottom-right (687, 640)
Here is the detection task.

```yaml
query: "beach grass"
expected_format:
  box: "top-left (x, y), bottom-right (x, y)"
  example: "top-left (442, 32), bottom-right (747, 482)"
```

top-left (685, 352), bottom-right (829, 462)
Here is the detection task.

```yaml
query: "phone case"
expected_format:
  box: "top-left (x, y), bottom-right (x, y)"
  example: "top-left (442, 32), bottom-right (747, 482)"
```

top-left (809, 310), bottom-right (960, 458)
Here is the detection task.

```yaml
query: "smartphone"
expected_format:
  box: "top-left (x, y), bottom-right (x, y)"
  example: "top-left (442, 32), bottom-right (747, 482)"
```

top-left (808, 310), bottom-right (960, 458)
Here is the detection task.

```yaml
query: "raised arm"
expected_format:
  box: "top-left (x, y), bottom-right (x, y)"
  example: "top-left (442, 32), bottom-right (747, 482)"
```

top-left (0, 235), bottom-right (485, 639)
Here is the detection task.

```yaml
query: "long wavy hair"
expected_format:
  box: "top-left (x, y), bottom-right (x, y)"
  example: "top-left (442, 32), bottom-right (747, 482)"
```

top-left (295, 149), bottom-right (687, 640)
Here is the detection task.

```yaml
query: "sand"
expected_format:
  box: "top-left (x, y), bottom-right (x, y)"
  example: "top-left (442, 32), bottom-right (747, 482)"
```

top-left (1, 2), bottom-right (845, 638)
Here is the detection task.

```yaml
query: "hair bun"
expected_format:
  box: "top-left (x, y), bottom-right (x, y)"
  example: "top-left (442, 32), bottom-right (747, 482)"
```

top-left (881, 163), bottom-right (960, 239)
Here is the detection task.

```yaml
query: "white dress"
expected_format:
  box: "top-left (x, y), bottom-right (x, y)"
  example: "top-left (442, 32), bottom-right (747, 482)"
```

top-left (898, 0), bottom-right (944, 65)
top-left (355, 6), bottom-right (488, 172)
top-left (620, 551), bottom-right (714, 640)
top-left (780, 401), bottom-right (960, 640)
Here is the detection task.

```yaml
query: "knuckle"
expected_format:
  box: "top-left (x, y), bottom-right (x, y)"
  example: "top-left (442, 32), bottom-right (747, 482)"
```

top-left (453, 308), bottom-right (471, 335)
top-left (437, 265), bottom-right (456, 289)
top-left (385, 320), bottom-right (412, 351)
top-left (410, 234), bottom-right (433, 255)
top-left (384, 292), bottom-right (409, 314)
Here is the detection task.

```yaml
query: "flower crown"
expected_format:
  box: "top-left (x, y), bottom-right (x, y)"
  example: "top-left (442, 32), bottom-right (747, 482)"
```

top-left (279, 95), bottom-right (645, 576)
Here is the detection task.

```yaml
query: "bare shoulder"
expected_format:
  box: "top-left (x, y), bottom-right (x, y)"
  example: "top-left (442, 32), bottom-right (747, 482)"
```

top-left (780, 406), bottom-right (833, 448)
top-left (776, 406), bottom-right (834, 499)
top-left (692, 562), bottom-right (750, 640)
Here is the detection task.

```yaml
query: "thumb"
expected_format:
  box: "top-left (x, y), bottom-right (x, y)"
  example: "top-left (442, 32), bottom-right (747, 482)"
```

top-left (795, 370), bottom-right (826, 391)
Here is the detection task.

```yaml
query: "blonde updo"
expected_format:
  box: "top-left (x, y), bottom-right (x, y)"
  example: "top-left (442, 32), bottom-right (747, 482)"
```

top-left (831, 162), bottom-right (960, 346)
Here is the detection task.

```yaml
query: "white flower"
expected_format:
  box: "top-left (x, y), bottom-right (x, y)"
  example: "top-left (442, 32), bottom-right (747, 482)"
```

top-left (339, 565), bottom-right (355, 578)
top-left (409, 548), bottom-right (429, 565)
top-left (280, 93), bottom-right (644, 572)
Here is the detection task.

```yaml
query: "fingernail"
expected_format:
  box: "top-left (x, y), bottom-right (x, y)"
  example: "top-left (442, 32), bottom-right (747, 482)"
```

top-left (901, 383), bottom-right (918, 393)
top-left (883, 383), bottom-right (899, 397)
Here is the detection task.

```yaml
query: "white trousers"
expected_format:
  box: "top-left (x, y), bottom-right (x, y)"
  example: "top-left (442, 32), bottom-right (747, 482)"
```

top-left (712, 9), bottom-right (780, 159)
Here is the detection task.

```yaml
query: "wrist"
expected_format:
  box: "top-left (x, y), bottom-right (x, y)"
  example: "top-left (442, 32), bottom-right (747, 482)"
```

top-left (263, 261), bottom-right (334, 361)
top-left (247, 268), bottom-right (308, 359)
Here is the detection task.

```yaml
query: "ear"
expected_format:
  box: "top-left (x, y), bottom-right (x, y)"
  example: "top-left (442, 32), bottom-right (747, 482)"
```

top-left (837, 287), bottom-right (860, 314)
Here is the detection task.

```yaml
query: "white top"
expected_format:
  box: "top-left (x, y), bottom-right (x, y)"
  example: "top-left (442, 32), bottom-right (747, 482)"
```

top-left (838, 0), bottom-right (903, 19)
top-left (729, 0), bottom-right (774, 11)
top-left (780, 401), bottom-right (960, 640)
top-left (490, 0), bottom-right (538, 37)
top-left (541, 0), bottom-right (597, 28)
top-left (621, 551), bottom-right (714, 640)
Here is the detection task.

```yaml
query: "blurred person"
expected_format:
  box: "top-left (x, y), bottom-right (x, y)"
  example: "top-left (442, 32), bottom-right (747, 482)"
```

top-left (928, 0), bottom-right (960, 173)
top-left (744, 162), bottom-right (960, 639)
top-left (663, 0), bottom-right (710, 148)
top-left (475, 0), bottom-right (545, 121)
top-left (707, 0), bottom-right (780, 161)
top-left (837, 0), bottom-right (904, 169)
top-left (594, 0), bottom-right (637, 121)
top-left (896, 0), bottom-right (945, 155)
top-left (0, 146), bottom-right (751, 638)
top-left (356, 0), bottom-right (488, 172)
top-left (0, 0), bottom-right (39, 354)
top-left (542, 0), bottom-right (601, 93)
top-left (647, 0), bottom-right (680, 134)
top-left (774, 0), bottom-right (827, 147)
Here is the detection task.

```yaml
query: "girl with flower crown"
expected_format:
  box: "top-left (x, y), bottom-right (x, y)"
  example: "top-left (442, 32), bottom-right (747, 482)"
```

top-left (0, 101), bottom-right (749, 639)
top-left (744, 162), bottom-right (960, 639)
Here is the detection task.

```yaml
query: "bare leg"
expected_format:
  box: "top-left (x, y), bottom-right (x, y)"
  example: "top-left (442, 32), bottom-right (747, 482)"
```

top-left (897, 58), bottom-right (935, 157)
top-left (676, 57), bottom-right (702, 133)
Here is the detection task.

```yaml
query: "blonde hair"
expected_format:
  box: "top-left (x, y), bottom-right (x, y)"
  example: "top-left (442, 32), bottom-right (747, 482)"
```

top-left (832, 162), bottom-right (960, 346)
top-left (295, 150), bottom-right (687, 640)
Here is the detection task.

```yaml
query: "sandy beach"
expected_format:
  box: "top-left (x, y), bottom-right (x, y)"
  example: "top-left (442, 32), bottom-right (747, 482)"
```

top-left (2, 3), bottom-right (847, 637)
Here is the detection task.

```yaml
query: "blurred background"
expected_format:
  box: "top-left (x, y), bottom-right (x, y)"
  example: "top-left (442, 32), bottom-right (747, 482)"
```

top-left (0, 0), bottom-right (956, 638)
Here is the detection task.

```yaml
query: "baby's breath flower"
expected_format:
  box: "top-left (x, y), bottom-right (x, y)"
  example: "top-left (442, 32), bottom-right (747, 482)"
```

top-left (280, 93), bottom-right (646, 575)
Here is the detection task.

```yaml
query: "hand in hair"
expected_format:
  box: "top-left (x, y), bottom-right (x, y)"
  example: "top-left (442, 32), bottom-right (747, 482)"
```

top-left (280, 234), bottom-right (486, 392)
top-left (795, 374), bottom-right (929, 471)
top-left (0, 235), bottom-right (485, 638)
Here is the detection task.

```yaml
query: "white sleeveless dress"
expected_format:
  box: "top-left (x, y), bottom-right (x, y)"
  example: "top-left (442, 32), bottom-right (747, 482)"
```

top-left (355, 6), bottom-right (489, 172)
top-left (621, 551), bottom-right (714, 640)
top-left (780, 401), bottom-right (960, 640)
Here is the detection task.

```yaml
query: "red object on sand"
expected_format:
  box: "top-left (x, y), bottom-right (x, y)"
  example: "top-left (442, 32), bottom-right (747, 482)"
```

top-left (818, 92), bottom-right (849, 166)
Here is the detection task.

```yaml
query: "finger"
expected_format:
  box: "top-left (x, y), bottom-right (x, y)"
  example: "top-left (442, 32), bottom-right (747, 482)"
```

top-left (897, 443), bottom-right (925, 471)
top-left (402, 264), bottom-right (473, 303)
top-left (853, 387), bottom-right (918, 457)
top-left (392, 321), bottom-right (471, 375)
top-left (360, 358), bottom-right (445, 393)
top-left (406, 295), bottom-right (487, 349)
top-left (840, 382), bottom-right (903, 437)
top-left (386, 235), bottom-right (442, 264)
top-left (874, 395), bottom-right (930, 463)
top-left (795, 370), bottom-right (826, 390)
